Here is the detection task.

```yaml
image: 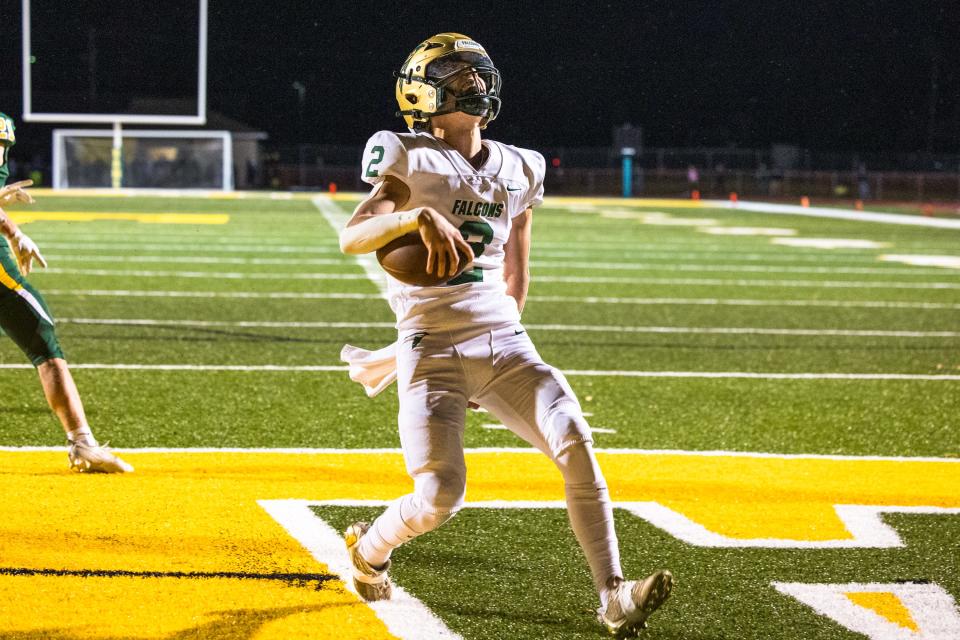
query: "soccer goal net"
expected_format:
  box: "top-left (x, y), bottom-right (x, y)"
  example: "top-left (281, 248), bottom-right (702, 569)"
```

top-left (53, 130), bottom-right (233, 191)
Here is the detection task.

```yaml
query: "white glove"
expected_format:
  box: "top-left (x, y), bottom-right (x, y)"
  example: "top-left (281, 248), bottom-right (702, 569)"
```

top-left (0, 180), bottom-right (35, 207)
top-left (8, 230), bottom-right (47, 275)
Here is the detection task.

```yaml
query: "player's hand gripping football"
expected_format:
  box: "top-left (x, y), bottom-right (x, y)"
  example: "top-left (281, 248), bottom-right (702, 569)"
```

top-left (416, 207), bottom-right (473, 278)
top-left (8, 229), bottom-right (47, 275)
top-left (0, 180), bottom-right (35, 207)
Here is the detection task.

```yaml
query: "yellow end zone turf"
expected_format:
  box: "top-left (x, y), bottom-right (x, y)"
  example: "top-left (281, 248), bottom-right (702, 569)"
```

top-left (1, 450), bottom-right (957, 638)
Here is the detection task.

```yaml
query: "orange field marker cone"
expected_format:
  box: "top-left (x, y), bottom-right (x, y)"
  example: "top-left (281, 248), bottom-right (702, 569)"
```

top-left (329, 182), bottom-right (338, 194)
top-left (855, 199), bottom-right (864, 210)
top-left (922, 204), bottom-right (934, 217)
top-left (691, 189), bottom-right (701, 200)
top-left (729, 192), bottom-right (738, 203)
top-left (800, 196), bottom-right (810, 207)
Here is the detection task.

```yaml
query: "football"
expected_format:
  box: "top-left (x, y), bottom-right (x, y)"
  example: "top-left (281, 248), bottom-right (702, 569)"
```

top-left (376, 232), bottom-right (473, 286)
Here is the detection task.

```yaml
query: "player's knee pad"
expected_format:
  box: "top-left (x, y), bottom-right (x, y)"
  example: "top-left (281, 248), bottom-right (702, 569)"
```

top-left (542, 399), bottom-right (593, 458)
top-left (414, 465), bottom-right (467, 513)
top-left (555, 440), bottom-right (608, 490)
top-left (404, 465), bottom-right (466, 532)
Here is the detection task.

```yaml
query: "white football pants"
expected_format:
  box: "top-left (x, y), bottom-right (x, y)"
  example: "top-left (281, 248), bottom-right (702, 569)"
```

top-left (358, 322), bottom-right (623, 596)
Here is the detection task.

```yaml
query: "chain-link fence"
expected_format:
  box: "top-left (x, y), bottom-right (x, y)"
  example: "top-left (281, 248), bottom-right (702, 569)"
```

top-left (262, 143), bottom-right (960, 202)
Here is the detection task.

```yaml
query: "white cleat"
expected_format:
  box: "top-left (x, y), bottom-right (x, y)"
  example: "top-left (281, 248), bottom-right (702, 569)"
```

top-left (599, 570), bottom-right (673, 637)
top-left (68, 442), bottom-right (134, 473)
top-left (344, 521), bottom-right (393, 601)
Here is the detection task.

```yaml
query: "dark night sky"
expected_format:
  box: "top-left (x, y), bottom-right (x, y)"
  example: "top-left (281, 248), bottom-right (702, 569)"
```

top-left (2, 0), bottom-right (959, 154)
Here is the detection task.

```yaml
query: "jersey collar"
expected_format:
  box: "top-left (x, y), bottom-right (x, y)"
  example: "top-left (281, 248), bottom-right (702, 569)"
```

top-left (423, 132), bottom-right (503, 178)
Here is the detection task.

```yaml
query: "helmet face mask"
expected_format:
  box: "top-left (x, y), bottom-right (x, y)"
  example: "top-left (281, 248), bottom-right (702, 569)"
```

top-left (395, 34), bottom-right (502, 131)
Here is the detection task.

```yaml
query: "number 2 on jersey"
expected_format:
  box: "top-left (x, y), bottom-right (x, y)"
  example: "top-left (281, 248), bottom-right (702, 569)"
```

top-left (365, 145), bottom-right (385, 177)
top-left (459, 219), bottom-right (494, 258)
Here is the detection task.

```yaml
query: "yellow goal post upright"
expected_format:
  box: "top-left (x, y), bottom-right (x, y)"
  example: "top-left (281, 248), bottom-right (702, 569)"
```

top-left (20, 0), bottom-right (222, 190)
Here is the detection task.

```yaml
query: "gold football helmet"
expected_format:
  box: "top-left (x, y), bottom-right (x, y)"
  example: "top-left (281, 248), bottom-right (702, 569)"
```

top-left (395, 33), bottom-right (502, 131)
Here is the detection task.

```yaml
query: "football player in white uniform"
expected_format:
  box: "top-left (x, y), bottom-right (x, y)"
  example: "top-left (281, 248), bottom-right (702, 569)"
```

top-left (338, 33), bottom-right (671, 636)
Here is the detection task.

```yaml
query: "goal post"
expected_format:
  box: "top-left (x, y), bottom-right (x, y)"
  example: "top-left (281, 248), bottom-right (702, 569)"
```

top-left (53, 129), bottom-right (233, 191)
top-left (21, 0), bottom-right (208, 125)
top-left (22, 0), bottom-right (210, 189)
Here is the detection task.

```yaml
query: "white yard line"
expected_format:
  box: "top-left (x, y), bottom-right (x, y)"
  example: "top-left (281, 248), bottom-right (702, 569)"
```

top-left (710, 199), bottom-right (960, 230)
top-left (39, 268), bottom-right (960, 289)
top-left (529, 260), bottom-right (955, 276)
top-left (54, 317), bottom-right (960, 338)
top-left (36, 242), bottom-right (341, 254)
top-left (44, 289), bottom-right (382, 300)
top-left (58, 318), bottom-right (395, 328)
top-left (312, 194), bottom-right (390, 300)
top-left (35, 232), bottom-right (341, 244)
top-left (526, 295), bottom-right (960, 310)
top-left (0, 363), bottom-right (349, 371)
top-left (34, 268), bottom-right (960, 289)
top-left (44, 255), bottom-right (351, 266)
top-left (526, 324), bottom-right (960, 338)
top-left (53, 254), bottom-right (950, 274)
top-left (0, 363), bottom-right (957, 380)
top-left (41, 288), bottom-right (960, 310)
top-left (40, 254), bottom-right (959, 276)
top-left (42, 268), bottom-right (370, 280)
top-left (560, 370), bottom-right (960, 380)
top-left (38, 234), bottom-right (918, 262)
top-left (532, 249), bottom-right (912, 263)
top-left (3, 445), bottom-right (958, 462)
top-left (534, 275), bottom-right (960, 289)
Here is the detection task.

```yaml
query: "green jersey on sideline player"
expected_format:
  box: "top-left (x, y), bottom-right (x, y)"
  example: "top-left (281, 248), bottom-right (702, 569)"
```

top-left (0, 111), bottom-right (133, 473)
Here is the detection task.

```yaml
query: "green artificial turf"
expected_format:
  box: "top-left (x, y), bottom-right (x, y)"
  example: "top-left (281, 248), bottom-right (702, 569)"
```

top-left (316, 506), bottom-right (960, 640)
top-left (2, 194), bottom-right (958, 638)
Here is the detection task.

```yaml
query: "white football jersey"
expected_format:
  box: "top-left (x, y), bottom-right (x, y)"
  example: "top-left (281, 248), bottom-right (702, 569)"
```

top-left (361, 130), bottom-right (545, 331)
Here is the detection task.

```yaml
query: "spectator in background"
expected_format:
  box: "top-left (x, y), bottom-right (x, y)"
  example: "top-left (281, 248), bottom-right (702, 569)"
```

top-left (857, 163), bottom-right (871, 200)
top-left (686, 164), bottom-right (699, 197)
top-left (714, 162), bottom-right (727, 197)
top-left (756, 162), bottom-right (771, 197)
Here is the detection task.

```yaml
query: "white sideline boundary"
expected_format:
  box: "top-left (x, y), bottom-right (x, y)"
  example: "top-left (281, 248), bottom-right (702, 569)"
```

top-left (53, 317), bottom-right (960, 338)
top-left (260, 499), bottom-right (960, 550)
top-left (41, 289), bottom-right (960, 310)
top-left (4, 445), bottom-right (959, 463)
top-left (258, 500), bottom-right (462, 640)
top-left (0, 363), bottom-right (957, 380)
top-left (311, 194), bottom-right (390, 300)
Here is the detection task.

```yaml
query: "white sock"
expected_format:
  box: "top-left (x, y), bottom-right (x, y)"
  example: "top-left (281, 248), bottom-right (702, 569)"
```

top-left (556, 443), bottom-right (624, 601)
top-left (67, 427), bottom-right (98, 447)
top-left (359, 494), bottom-right (431, 568)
